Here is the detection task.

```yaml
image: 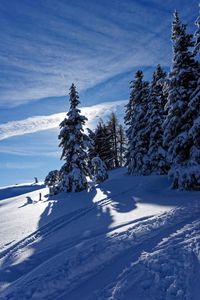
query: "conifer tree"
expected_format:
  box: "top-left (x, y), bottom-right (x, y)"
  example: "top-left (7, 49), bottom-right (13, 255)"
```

top-left (146, 65), bottom-right (169, 174)
top-left (194, 7), bottom-right (200, 55)
top-left (180, 9), bottom-right (200, 190)
top-left (58, 84), bottom-right (90, 192)
top-left (126, 70), bottom-right (149, 174)
top-left (94, 121), bottom-right (114, 170)
top-left (91, 156), bottom-right (108, 183)
top-left (107, 112), bottom-right (120, 168)
top-left (87, 128), bottom-right (97, 172)
top-left (125, 70), bottom-right (143, 170)
top-left (163, 11), bottom-right (199, 189)
top-left (45, 170), bottom-right (60, 195)
top-left (118, 125), bottom-right (127, 167)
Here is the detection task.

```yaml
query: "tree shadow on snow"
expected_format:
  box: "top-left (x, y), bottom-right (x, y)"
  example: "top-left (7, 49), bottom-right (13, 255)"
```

top-left (1, 168), bottom-right (197, 297)
top-left (0, 185), bottom-right (114, 290)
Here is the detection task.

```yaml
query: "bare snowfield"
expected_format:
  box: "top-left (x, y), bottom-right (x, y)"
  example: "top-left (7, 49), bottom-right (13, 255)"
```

top-left (0, 168), bottom-right (199, 300)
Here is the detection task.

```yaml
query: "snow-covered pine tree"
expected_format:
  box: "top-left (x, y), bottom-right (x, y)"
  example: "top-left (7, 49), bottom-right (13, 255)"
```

top-left (163, 11), bottom-right (199, 190)
top-left (125, 70), bottom-right (143, 170)
top-left (118, 124), bottom-right (127, 167)
top-left (58, 84), bottom-right (90, 192)
top-left (107, 112), bottom-right (120, 168)
top-left (124, 82), bottom-right (135, 127)
top-left (91, 156), bottom-right (108, 183)
top-left (194, 7), bottom-right (200, 56)
top-left (87, 128), bottom-right (97, 172)
top-left (45, 170), bottom-right (60, 195)
top-left (180, 10), bottom-right (200, 190)
top-left (124, 73), bottom-right (139, 166)
top-left (126, 70), bottom-right (150, 174)
top-left (146, 64), bottom-right (169, 174)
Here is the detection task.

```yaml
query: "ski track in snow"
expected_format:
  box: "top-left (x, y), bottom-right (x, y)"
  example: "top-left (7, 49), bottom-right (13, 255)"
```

top-left (1, 204), bottom-right (200, 300)
top-left (0, 171), bottom-right (200, 300)
top-left (0, 187), bottom-right (134, 267)
top-left (104, 219), bottom-right (200, 300)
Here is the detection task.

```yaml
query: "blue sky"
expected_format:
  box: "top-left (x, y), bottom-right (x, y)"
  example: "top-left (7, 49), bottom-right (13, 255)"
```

top-left (0, 0), bottom-right (199, 186)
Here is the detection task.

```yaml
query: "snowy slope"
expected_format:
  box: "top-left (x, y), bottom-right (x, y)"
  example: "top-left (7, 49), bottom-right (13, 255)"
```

top-left (0, 168), bottom-right (199, 300)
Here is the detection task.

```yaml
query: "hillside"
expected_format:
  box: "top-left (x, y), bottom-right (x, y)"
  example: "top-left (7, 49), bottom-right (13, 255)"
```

top-left (0, 168), bottom-right (200, 300)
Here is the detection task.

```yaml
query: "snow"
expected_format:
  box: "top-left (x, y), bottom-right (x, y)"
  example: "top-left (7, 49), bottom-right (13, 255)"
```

top-left (0, 168), bottom-right (199, 299)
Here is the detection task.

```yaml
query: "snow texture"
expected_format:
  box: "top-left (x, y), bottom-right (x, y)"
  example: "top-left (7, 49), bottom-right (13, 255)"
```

top-left (0, 168), bottom-right (199, 300)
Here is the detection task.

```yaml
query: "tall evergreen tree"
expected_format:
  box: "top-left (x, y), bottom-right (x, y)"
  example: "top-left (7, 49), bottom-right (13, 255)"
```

top-left (58, 84), bottom-right (90, 192)
top-left (107, 112), bottom-right (120, 168)
top-left (146, 64), bottom-right (169, 174)
top-left (194, 8), bottom-right (200, 55)
top-left (124, 81), bottom-right (135, 127)
top-left (87, 128), bottom-right (97, 171)
top-left (181, 9), bottom-right (200, 190)
top-left (163, 11), bottom-right (199, 189)
top-left (94, 121), bottom-right (114, 169)
top-left (125, 70), bottom-right (143, 171)
top-left (118, 125), bottom-right (127, 167)
top-left (126, 70), bottom-right (150, 174)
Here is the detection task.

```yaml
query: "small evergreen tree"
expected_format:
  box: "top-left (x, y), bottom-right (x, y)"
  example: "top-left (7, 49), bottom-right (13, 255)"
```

top-left (146, 65), bottom-right (169, 174)
top-left (91, 156), bottom-right (108, 183)
top-left (163, 11), bottom-right (198, 189)
top-left (58, 84), bottom-right (90, 192)
top-left (45, 170), bottom-right (60, 195)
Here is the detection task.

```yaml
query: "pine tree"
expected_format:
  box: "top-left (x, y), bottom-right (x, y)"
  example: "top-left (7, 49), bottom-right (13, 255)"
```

top-left (126, 70), bottom-right (149, 174)
top-left (91, 156), bottom-right (108, 183)
top-left (87, 128), bottom-right (97, 172)
top-left (146, 65), bottom-right (169, 174)
top-left (107, 112), bottom-right (120, 168)
top-left (194, 7), bottom-right (200, 55)
top-left (124, 82), bottom-right (135, 127)
top-left (94, 121), bottom-right (114, 169)
top-left (124, 72), bottom-right (142, 162)
top-left (163, 11), bottom-right (199, 189)
top-left (180, 10), bottom-right (200, 190)
top-left (45, 170), bottom-right (60, 195)
top-left (125, 70), bottom-right (143, 171)
top-left (58, 84), bottom-right (90, 192)
top-left (118, 125), bottom-right (127, 167)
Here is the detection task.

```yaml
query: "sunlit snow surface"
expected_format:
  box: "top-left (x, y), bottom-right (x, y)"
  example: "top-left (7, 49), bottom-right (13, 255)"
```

top-left (0, 168), bottom-right (199, 300)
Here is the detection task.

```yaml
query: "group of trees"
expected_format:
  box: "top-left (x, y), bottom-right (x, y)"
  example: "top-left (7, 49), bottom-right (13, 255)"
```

top-left (88, 113), bottom-right (126, 170)
top-left (45, 84), bottom-right (126, 193)
top-left (45, 10), bottom-right (199, 193)
top-left (125, 11), bottom-right (200, 190)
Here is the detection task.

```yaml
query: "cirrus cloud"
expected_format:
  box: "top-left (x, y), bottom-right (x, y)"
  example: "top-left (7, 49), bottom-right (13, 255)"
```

top-left (0, 100), bottom-right (126, 141)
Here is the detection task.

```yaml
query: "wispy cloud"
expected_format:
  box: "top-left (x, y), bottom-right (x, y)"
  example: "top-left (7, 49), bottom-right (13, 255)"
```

top-left (0, 162), bottom-right (42, 169)
top-left (0, 145), bottom-right (60, 157)
top-left (0, 0), bottom-right (178, 107)
top-left (0, 100), bottom-right (126, 141)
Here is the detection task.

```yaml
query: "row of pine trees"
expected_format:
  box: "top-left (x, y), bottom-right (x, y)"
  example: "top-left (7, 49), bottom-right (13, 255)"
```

top-left (45, 10), bottom-right (200, 193)
top-left (125, 11), bottom-right (200, 190)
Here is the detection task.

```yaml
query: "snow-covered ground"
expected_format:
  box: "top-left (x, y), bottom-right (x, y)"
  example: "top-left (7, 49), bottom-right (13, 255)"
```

top-left (0, 168), bottom-right (199, 300)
